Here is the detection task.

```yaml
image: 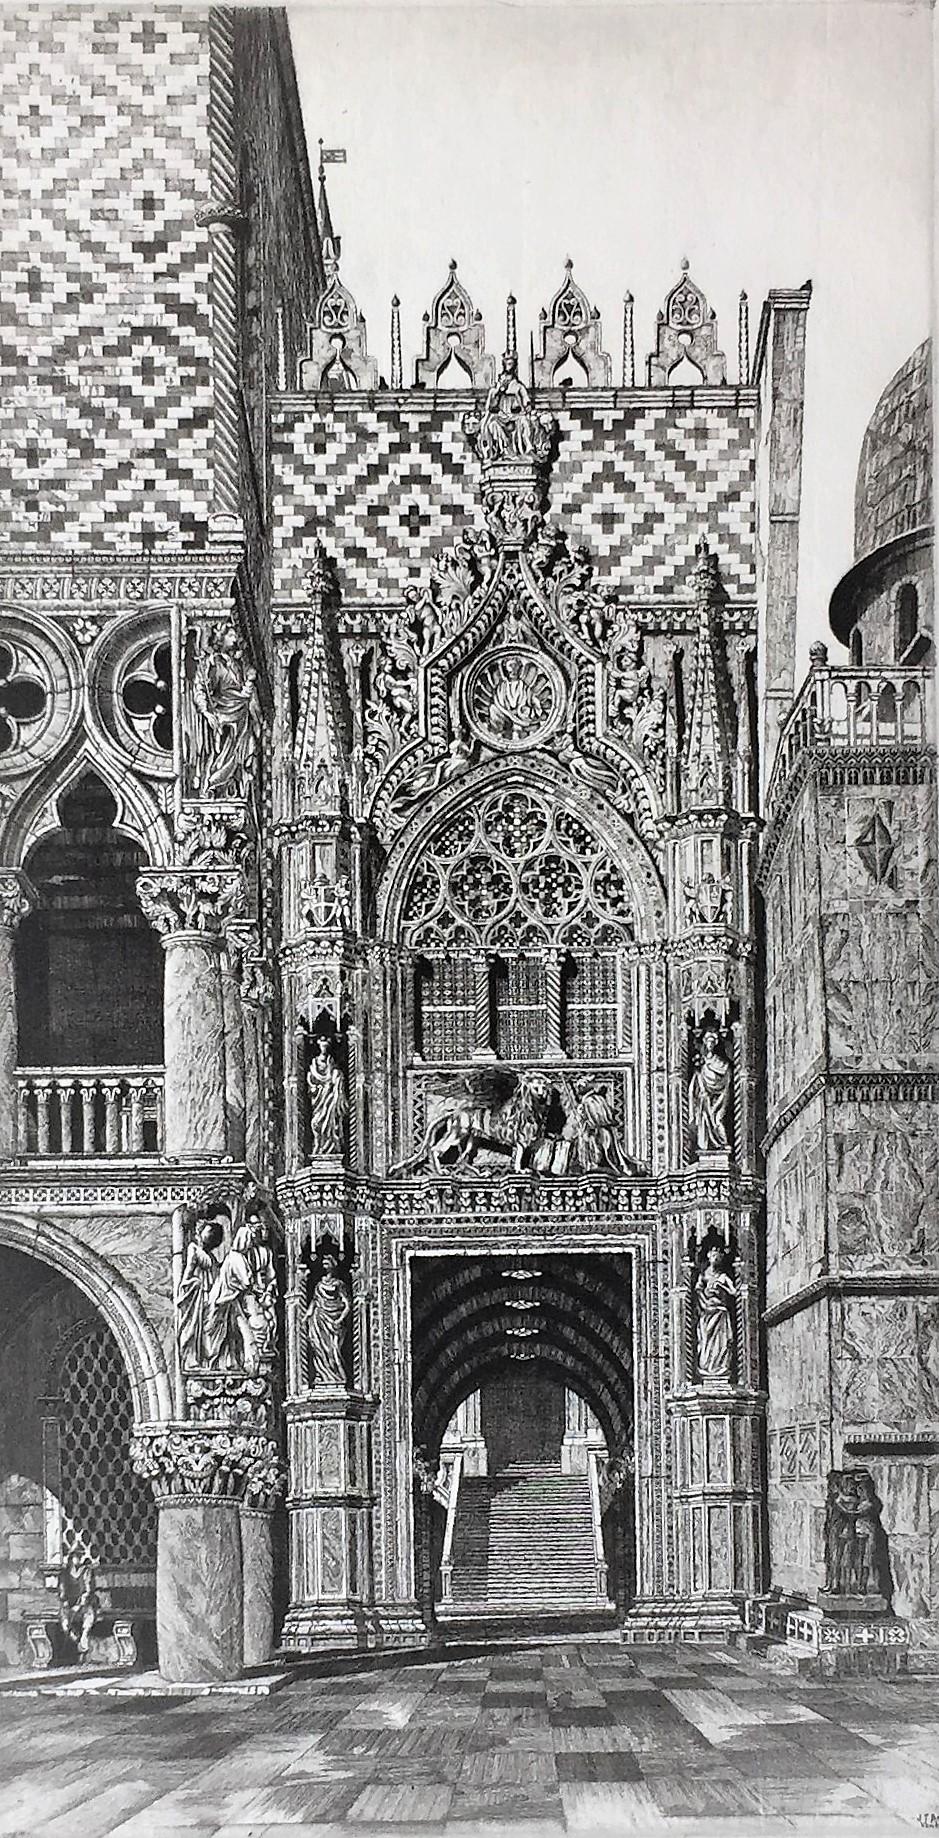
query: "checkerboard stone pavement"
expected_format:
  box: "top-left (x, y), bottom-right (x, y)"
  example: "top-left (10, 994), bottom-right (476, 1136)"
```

top-left (0, 1638), bottom-right (937, 1837)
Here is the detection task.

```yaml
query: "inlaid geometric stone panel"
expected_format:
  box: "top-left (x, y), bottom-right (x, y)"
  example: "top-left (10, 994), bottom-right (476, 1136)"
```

top-left (0, 9), bottom-right (214, 548)
top-left (271, 399), bottom-right (756, 601)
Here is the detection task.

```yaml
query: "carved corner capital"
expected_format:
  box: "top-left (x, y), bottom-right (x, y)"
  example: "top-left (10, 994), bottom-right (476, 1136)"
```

top-left (136, 868), bottom-right (247, 938)
top-left (131, 1425), bottom-right (284, 1508)
top-left (0, 869), bottom-right (37, 931)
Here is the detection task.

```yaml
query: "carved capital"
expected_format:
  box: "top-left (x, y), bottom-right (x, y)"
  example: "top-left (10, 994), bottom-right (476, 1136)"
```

top-left (131, 1425), bottom-right (283, 1508)
top-left (174, 804), bottom-right (253, 871)
top-left (137, 868), bottom-right (247, 938)
top-left (0, 870), bottom-right (36, 931)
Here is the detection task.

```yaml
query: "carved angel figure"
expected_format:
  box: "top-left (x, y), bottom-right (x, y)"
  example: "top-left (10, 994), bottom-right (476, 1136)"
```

top-left (306, 1252), bottom-right (350, 1388)
top-left (189, 625), bottom-right (260, 798)
top-left (694, 1245), bottom-right (737, 1381)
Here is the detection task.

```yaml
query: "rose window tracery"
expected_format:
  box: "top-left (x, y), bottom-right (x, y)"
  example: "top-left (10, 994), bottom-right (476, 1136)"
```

top-left (400, 786), bottom-right (635, 953)
top-left (0, 641), bottom-right (48, 755)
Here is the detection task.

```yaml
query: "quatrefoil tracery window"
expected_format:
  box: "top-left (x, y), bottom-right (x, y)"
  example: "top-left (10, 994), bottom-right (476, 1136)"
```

top-left (120, 640), bottom-right (173, 753)
top-left (400, 788), bottom-right (634, 954)
top-left (0, 641), bottom-right (49, 755)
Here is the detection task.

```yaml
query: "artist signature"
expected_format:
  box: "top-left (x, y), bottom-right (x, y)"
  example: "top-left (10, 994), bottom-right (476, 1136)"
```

top-left (916, 1815), bottom-right (939, 1829)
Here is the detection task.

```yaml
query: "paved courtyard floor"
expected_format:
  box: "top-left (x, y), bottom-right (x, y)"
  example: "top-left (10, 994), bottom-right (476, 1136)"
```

top-left (1, 1638), bottom-right (938, 1837)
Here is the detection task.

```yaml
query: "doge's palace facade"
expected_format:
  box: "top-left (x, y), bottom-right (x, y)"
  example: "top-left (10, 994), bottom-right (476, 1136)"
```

top-left (0, 5), bottom-right (934, 1683)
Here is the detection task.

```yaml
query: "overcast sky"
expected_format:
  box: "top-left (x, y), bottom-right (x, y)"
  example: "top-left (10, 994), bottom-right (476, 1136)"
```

top-left (289, 0), bottom-right (933, 667)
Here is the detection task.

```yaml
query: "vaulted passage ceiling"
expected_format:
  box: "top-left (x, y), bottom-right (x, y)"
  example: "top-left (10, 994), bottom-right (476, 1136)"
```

top-left (411, 1252), bottom-right (634, 1459)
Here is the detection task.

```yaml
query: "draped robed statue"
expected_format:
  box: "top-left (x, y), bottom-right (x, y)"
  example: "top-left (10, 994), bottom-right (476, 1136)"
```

top-left (306, 1251), bottom-right (351, 1389)
top-left (694, 1244), bottom-right (737, 1382)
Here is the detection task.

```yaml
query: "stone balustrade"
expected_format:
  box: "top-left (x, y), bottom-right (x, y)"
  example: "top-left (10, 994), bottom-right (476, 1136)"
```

top-left (16, 1067), bottom-right (164, 1158)
top-left (769, 664), bottom-right (933, 812)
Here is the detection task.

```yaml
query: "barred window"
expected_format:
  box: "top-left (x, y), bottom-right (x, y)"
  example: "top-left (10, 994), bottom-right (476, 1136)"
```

top-left (55, 1325), bottom-right (156, 1568)
top-left (563, 953), bottom-right (621, 1059)
top-left (415, 955), bottom-right (475, 1062)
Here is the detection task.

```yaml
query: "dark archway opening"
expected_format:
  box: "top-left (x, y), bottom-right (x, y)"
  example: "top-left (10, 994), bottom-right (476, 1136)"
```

top-left (0, 1244), bottom-right (156, 1670)
top-left (17, 771), bottom-right (163, 1068)
top-left (411, 1252), bottom-right (634, 1632)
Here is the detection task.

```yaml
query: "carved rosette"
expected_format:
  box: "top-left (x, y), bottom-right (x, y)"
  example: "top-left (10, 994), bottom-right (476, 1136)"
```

top-left (137, 868), bottom-right (247, 938)
top-left (131, 1426), bottom-right (284, 1509)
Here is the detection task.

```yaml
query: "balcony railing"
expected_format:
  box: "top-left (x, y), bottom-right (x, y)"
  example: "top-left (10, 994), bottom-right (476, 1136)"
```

top-left (769, 664), bottom-right (934, 811)
top-left (16, 1068), bottom-right (165, 1158)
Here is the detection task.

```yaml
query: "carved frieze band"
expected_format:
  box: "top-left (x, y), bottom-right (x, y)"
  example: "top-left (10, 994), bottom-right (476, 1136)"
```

top-left (764, 1069), bottom-right (939, 1156)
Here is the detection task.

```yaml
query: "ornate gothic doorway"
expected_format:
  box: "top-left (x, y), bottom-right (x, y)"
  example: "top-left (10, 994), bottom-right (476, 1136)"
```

top-left (410, 1252), bottom-right (634, 1630)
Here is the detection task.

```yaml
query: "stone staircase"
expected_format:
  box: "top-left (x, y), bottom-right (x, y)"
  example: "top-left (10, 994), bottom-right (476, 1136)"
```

top-left (445, 1463), bottom-right (612, 1618)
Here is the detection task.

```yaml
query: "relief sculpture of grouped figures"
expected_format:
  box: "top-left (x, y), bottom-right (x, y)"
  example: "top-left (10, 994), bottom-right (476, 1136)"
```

top-left (693, 1243), bottom-right (738, 1383)
top-left (174, 1183), bottom-right (278, 1380)
top-left (823, 1470), bottom-right (892, 1606)
top-left (304, 1245), bottom-right (351, 1390)
top-left (688, 1021), bottom-right (733, 1157)
top-left (393, 1067), bottom-right (641, 1178)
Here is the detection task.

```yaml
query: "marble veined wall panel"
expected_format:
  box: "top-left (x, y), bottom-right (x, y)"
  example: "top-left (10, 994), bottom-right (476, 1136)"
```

top-left (765, 1091), bottom-right (827, 1308)
top-left (828, 1099), bottom-right (939, 1273)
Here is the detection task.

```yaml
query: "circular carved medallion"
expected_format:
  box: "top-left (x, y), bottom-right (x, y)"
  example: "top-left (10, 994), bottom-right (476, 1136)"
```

top-left (464, 648), bottom-right (564, 751)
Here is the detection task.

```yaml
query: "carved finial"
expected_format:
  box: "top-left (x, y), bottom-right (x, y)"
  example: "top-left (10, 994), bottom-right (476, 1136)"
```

top-left (809, 640), bottom-right (829, 670)
top-left (647, 263), bottom-right (726, 386)
top-left (506, 293), bottom-right (517, 359)
top-left (275, 303), bottom-right (287, 391)
top-left (317, 140), bottom-right (339, 259)
top-left (622, 293), bottom-right (635, 387)
top-left (680, 255), bottom-right (689, 272)
top-left (390, 295), bottom-right (402, 389)
top-left (533, 264), bottom-right (612, 387)
top-left (738, 291), bottom-right (750, 385)
top-left (414, 263), bottom-right (495, 387)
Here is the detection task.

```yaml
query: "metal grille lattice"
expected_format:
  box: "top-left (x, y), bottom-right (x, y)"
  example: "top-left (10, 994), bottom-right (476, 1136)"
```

top-left (57, 1326), bottom-right (156, 1567)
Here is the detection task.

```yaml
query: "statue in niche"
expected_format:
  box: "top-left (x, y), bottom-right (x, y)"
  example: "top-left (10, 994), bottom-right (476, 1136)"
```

top-left (306, 1250), bottom-right (351, 1388)
top-left (688, 1024), bottom-right (733, 1155)
top-left (189, 624), bottom-right (260, 798)
top-left (694, 1244), bottom-right (737, 1382)
top-left (823, 1470), bottom-right (890, 1601)
top-left (175, 1206), bottom-right (227, 1369)
top-left (306, 1030), bottom-right (347, 1159)
top-left (57, 1550), bottom-right (99, 1658)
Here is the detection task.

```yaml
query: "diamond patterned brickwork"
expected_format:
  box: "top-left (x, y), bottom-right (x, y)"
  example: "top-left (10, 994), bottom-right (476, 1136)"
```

top-left (0, 7), bottom-right (214, 549)
top-left (271, 397), bottom-right (756, 601)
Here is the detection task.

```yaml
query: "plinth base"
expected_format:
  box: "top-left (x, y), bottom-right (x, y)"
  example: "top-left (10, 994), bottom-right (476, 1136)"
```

top-left (280, 1602), bottom-right (430, 1658)
top-left (749, 1594), bottom-right (909, 1677)
top-left (621, 1597), bottom-right (745, 1644)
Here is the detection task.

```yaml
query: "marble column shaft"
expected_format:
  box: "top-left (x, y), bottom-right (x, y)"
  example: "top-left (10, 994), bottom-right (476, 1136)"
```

top-left (0, 872), bottom-right (34, 1158)
top-left (156, 1499), bottom-right (244, 1682)
top-left (161, 932), bottom-right (227, 1157)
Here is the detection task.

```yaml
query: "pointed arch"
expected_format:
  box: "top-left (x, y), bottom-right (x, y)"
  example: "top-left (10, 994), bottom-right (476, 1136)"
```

top-left (0, 1211), bottom-right (172, 1425)
top-left (0, 735), bottom-right (173, 873)
top-left (378, 754), bottom-right (666, 948)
